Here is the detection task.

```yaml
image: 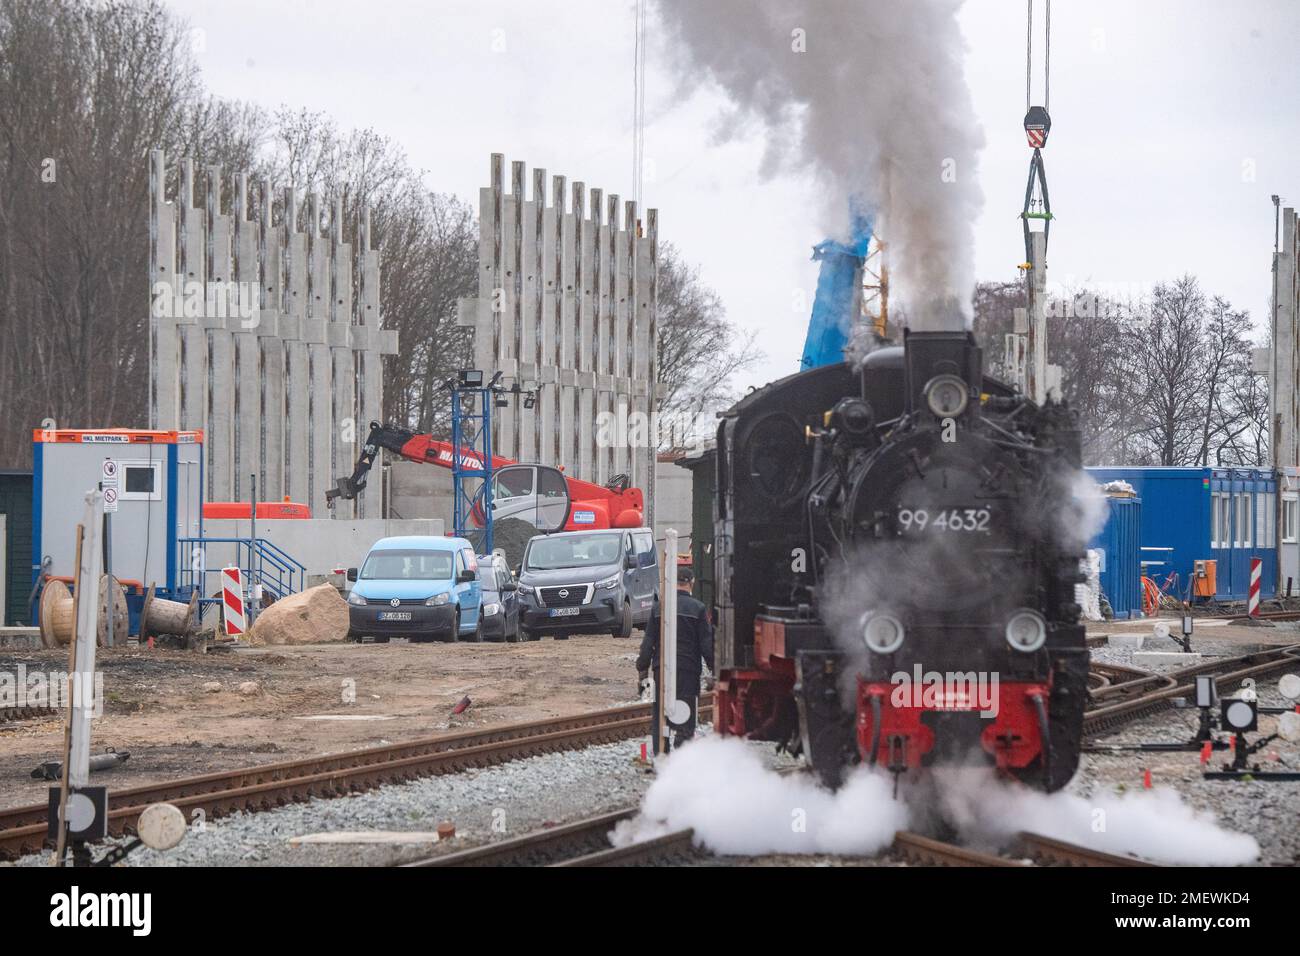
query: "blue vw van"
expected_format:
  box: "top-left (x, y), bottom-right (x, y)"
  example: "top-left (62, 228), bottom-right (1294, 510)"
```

top-left (346, 536), bottom-right (483, 642)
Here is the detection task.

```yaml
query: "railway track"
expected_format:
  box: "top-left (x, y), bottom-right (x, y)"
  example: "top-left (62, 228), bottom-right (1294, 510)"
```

top-left (1083, 644), bottom-right (1300, 735)
top-left (0, 696), bottom-right (712, 860)
top-left (411, 811), bottom-right (1153, 867)
top-left (6, 645), bottom-right (1296, 862)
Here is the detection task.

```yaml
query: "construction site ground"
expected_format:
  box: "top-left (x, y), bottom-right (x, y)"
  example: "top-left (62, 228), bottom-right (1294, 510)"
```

top-left (2, 614), bottom-right (1297, 813)
top-left (0, 633), bottom-right (647, 810)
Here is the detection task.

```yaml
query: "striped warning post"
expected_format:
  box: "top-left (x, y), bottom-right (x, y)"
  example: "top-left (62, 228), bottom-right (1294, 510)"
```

top-left (1248, 558), bottom-right (1262, 618)
top-left (222, 566), bottom-right (246, 638)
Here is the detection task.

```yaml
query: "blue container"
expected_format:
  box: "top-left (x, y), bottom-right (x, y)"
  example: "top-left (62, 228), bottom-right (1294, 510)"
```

top-left (1087, 467), bottom-right (1276, 603)
top-left (1090, 495), bottom-right (1142, 618)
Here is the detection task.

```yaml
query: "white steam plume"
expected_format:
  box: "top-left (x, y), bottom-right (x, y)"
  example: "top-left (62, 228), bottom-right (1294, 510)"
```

top-left (655, 0), bottom-right (985, 330)
top-left (618, 741), bottom-right (1258, 865)
top-left (931, 767), bottom-right (1260, 866)
top-left (613, 736), bottom-right (906, 855)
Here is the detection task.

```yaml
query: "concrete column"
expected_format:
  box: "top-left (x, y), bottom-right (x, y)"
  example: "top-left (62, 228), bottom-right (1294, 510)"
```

top-left (559, 186), bottom-right (580, 469)
top-left (283, 188), bottom-right (310, 506)
top-left (612, 195), bottom-right (632, 480)
top-left (256, 183), bottom-right (285, 501)
top-left (231, 174), bottom-right (261, 503)
top-left (576, 182), bottom-right (595, 482)
top-left (306, 194), bottom-right (333, 511)
top-left (329, 198), bottom-right (356, 519)
top-left (1026, 231), bottom-right (1048, 405)
top-left (536, 178), bottom-right (558, 466)
top-left (148, 149), bottom-right (180, 431)
top-left (203, 173), bottom-right (240, 502)
top-left (644, 207), bottom-right (659, 528)
top-left (174, 160), bottom-right (206, 440)
top-left (1277, 209), bottom-right (1297, 467)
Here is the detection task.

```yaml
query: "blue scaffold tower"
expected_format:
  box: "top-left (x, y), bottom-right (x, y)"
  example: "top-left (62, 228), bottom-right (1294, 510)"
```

top-left (450, 379), bottom-right (495, 554)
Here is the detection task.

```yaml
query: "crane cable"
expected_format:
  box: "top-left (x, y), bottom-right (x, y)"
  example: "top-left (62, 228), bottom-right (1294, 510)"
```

top-left (1026, 0), bottom-right (1050, 113)
top-left (632, 0), bottom-right (647, 213)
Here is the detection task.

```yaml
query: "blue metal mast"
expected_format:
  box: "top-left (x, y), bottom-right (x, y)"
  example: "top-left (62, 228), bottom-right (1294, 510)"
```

top-left (450, 385), bottom-right (494, 554)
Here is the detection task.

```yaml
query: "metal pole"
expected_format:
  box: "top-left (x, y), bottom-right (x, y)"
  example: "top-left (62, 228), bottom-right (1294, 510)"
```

top-left (249, 473), bottom-right (258, 626)
top-left (1272, 195), bottom-right (1283, 592)
top-left (103, 492), bottom-right (113, 649)
top-left (658, 529), bottom-right (688, 755)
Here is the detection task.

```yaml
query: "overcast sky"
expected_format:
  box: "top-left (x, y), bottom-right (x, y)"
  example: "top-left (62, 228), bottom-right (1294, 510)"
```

top-left (165, 0), bottom-right (1300, 392)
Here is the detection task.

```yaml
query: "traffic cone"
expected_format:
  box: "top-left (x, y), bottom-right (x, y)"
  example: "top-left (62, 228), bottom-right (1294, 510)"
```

top-left (1143, 768), bottom-right (1152, 789)
top-left (1200, 741), bottom-right (1212, 764)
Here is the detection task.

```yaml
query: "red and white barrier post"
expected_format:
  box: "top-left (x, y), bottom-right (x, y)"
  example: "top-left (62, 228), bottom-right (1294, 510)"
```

top-left (222, 566), bottom-right (246, 639)
top-left (1248, 558), bottom-right (1262, 618)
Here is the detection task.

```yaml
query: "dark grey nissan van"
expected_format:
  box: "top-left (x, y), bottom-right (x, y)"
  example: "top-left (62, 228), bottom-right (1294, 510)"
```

top-left (516, 528), bottom-right (658, 639)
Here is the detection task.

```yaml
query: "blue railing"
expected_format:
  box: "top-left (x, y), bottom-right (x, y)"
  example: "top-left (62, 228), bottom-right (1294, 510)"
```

top-left (177, 537), bottom-right (307, 617)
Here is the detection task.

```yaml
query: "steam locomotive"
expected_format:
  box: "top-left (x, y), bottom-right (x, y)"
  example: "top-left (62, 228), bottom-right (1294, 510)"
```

top-left (712, 330), bottom-right (1089, 791)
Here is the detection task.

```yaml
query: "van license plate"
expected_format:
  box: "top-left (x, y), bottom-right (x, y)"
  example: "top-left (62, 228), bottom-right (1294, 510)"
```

top-left (549, 607), bottom-right (580, 617)
top-left (378, 611), bottom-right (412, 621)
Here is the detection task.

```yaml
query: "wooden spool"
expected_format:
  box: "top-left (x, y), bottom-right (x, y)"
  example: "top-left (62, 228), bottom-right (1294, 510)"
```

top-left (98, 575), bottom-right (129, 646)
top-left (38, 579), bottom-right (73, 648)
top-left (38, 576), bottom-right (128, 648)
top-left (139, 585), bottom-right (199, 639)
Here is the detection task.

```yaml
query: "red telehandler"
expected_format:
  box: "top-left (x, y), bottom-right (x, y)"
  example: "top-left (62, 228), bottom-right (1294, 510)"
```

top-left (325, 421), bottom-right (645, 534)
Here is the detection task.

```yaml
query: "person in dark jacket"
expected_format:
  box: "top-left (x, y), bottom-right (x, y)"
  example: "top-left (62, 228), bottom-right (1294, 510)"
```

top-left (637, 566), bottom-right (713, 752)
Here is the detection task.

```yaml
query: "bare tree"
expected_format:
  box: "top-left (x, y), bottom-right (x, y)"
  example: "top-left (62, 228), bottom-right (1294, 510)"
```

top-left (972, 274), bottom-right (1268, 468)
top-left (655, 242), bottom-right (762, 446)
top-left (0, 0), bottom-right (249, 467)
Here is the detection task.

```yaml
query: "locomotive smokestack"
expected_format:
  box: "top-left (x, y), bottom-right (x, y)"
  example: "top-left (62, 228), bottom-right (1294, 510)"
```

top-left (903, 329), bottom-right (983, 415)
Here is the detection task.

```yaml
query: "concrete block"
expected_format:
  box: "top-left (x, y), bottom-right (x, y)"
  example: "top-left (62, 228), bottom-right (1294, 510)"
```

top-left (300, 317), bottom-right (326, 345)
top-left (1107, 632), bottom-right (1145, 650)
top-left (1133, 651), bottom-right (1202, 667)
top-left (326, 323), bottom-right (350, 348)
top-left (377, 329), bottom-right (400, 355)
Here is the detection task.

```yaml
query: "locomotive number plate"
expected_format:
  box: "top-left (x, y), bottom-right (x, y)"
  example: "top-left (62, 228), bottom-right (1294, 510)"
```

top-left (897, 508), bottom-right (991, 533)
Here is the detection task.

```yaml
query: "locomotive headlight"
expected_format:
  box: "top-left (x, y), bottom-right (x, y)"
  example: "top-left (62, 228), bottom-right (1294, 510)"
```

top-left (1005, 609), bottom-right (1048, 653)
top-left (861, 612), bottom-right (906, 654)
top-left (924, 374), bottom-right (970, 418)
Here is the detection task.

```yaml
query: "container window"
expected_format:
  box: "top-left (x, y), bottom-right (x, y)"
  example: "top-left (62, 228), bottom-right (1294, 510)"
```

top-left (1238, 493), bottom-right (1252, 548)
top-left (119, 461), bottom-right (162, 501)
top-left (1284, 495), bottom-right (1299, 544)
top-left (1210, 493), bottom-right (1221, 548)
top-left (1259, 492), bottom-right (1275, 547)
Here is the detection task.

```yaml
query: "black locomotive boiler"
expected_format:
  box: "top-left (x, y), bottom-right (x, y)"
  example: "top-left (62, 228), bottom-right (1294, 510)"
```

top-left (712, 330), bottom-right (1089, 791)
